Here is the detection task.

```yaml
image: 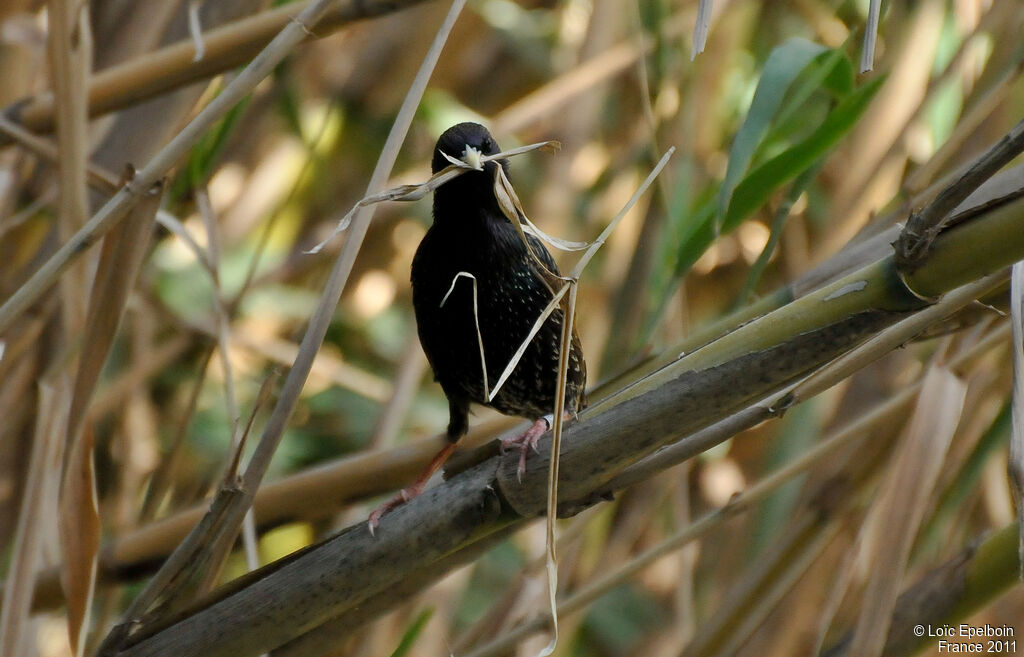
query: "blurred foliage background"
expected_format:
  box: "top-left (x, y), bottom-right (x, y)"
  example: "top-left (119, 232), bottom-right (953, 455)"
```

top-left (1, 0), bottom-right (1023, 656)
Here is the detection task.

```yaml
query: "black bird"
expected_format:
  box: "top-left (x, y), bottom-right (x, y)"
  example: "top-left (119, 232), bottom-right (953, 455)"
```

top-left (369, 122), bottom-right (587, 529)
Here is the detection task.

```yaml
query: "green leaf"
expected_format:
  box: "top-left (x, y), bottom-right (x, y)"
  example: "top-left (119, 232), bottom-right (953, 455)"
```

top-left (188, 96), bottom-right (250, 187)
top-left (388, 607), bottom-right (434, 657)
top-left (822, 48), bottom-right (855, 96)
top-left (768, 48), bottom-right (852, 139)
top-left (275, 63), bottom-right (305, 140)
top-left (170, 93), bottom-right (251, 203)
top-left (722, 75), bottom-right (885, 231)
top-left (716, 38), bottom-right (829, 220)
top-left (580, 583), bottom-right (667, 655)
top-left (672, 194), bottom-right (716, 279)
top-left (635, 161), bottom-right (708, 347)
top-left (733, 160), bottom-right (823, 306)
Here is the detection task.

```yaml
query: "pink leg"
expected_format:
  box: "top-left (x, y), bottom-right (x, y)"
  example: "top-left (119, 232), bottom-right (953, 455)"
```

top-left (368, 442), bottom-right (458, 535)
top-left (500, 412), bottom-right (573, 482)
top-left (501, 418), bottom-right (549, 482)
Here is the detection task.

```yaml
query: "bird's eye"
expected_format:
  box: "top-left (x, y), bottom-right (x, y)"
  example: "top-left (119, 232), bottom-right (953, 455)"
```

top-left (482, 138), bottom-right (494, 151)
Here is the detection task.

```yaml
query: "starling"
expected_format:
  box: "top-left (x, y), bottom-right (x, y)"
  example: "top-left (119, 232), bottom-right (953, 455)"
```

top-left (368, 122), bottom-right (587, 529)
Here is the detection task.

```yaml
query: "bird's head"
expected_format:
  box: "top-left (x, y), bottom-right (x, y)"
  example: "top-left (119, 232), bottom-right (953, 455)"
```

top-left (431, 122), bottom-right (509, 178)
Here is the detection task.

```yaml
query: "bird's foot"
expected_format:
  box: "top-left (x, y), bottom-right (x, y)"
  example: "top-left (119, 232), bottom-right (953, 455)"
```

top-left (366, 441), bottom-right (459, 535)
top-left (500, 415), bottom-right (554, 482)
top-left (367, 483), bottom-right (425, 535)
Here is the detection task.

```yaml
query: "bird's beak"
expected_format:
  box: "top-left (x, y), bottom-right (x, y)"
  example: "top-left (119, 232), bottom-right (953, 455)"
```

top-left (461, 145), bottom-right (484, 171)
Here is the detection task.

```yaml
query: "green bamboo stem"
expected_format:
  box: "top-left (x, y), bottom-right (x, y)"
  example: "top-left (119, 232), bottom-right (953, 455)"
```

top-left (112, 182), bottom-right (1024, 657)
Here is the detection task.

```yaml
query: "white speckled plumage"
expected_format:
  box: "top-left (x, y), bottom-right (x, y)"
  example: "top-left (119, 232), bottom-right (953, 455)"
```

top-left (412, 122), bottom-right (587, 441)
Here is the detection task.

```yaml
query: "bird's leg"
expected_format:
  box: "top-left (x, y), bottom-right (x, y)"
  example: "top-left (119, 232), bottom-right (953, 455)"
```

top-left (500, 411), bottom-right (572, 482)
top-left (367, 441), bottom-right (458, 534)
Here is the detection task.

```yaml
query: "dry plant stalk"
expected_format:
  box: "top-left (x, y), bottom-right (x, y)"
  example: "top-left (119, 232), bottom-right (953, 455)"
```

top-left (47, 2), bottom-right (97, 651)
top-left (861, 0), bottom-right (882, 72)
top-left (440, 272), bottom-right (491, 397)
top-left (0, 379), bottom-right (69, 657)
top-left (3, 0), bottom-right (436, 137)
top-left (304, 139), bottom-right (561, 255)
top-left (4, 5), bottom-right (1019, 654)
top-left (0, 0), bottom-right (344, 335)
top-left (1009, 262), bottom-right (1024, 578)
top-left (489, 147), bottom-right (674, 655)
top-left (59, 174), bottom-right (163, 656)
top-left (96, 2), bottom-right (469, 654)
top-left (847, 366), bottom-right (966, 655)
top-left (691, 0), bottom-right (712, 59)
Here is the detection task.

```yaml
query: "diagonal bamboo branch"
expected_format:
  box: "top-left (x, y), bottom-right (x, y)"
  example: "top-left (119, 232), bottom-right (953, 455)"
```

top-left (7, 162), bottom-right (1022, 618)
top-left (894, 116), bottom-right (1024, 271)
top-left (112, 191), bottom-right (1024, 657)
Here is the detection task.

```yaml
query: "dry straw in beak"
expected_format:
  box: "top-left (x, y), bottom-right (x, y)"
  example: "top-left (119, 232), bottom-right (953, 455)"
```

top-left (305, 139), bottom-right (562, 254)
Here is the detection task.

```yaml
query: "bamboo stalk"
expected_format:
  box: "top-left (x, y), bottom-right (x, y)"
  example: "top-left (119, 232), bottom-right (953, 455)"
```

top-left (111, 190), bottom-right (1024, 657)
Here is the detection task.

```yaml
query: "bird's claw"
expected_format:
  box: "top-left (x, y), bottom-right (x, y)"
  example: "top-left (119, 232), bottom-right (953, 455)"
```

top-left (501, 417), bottom-right (552, 483)
top-left (367, 485), bottom-right (422, 536)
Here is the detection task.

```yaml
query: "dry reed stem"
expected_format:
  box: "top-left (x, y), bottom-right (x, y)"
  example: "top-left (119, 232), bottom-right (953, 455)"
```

top-left (3, 0), bottom-right (435, 137)
top-left (94, 4), bottom-right (470, 653)
top-left (66, 176), bottom-right (164, 454)
top-left (691, 0), bottom-right (712, 59)
top-left (535, 283), bottom-right (578, 657)
top-left (831, 0), bottom-right (945, 239)
top-left (1010, 262), bottom-right (1024, 577)
top-left (848, 366), bottom-right (966, 655)
top-left (904, 63), bottom-right (1020, 196)
top-left (138, 347), bottom-right (215, 523)
top-left (0, 0), bottom-right (343, 335)
top-left (193, 187), bottom-right (243, 468)
top-left (47, 7), bottom-right (96, 651)
top-left (367, 336), bottom-right (428, 448)
top-left (48, 0), bottom-right (91, 334)
top-left (0, 378), bottom-right (68, 657)
top-left (860, 0), bottom-right (882, 72)
top-left (61, 175), bottom-right (164, 655)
